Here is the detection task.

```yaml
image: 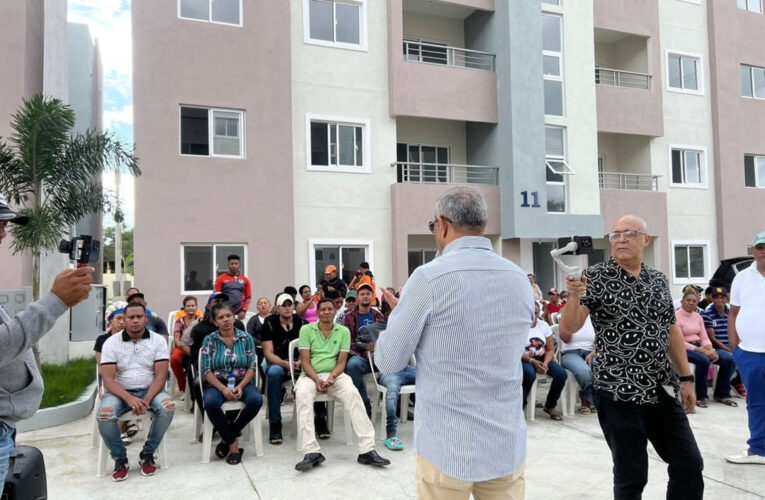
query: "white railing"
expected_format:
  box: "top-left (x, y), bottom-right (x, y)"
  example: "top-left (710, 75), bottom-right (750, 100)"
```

top-left (393, 162), bottom-right (499, 186)
top-left (599, 171), bottom-right (660, 191)
top-left (595, 66), bottom-right (651, 90)
top-left (403, 40), bottom-right (496, 72)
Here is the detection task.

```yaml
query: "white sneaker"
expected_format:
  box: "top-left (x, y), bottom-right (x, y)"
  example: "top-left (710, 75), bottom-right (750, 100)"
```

top-left (725, 451), bottom-right (765, 464)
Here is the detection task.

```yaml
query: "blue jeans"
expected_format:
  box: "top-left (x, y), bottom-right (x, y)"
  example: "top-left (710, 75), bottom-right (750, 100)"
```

top-left (379, 366), bottom-right (416, 436)
top-left (266, 364), bottom-right (327, 424)
top-left (345, 355), bottom-right (372, 410)
top-left (0, 422), bottom-right (15, 484)
top-left (203, 383), bottom-right (263, 445)
top-left (522, 360), bottom-right (567, 410)
top-left (733, 347), bottom-right (765, 456)
top-left (686, 348), bottom-right (735, 399)
top-left (98, 389), bottom-right (175, 461)
top-left (560, 349), bottom-right (594, 404)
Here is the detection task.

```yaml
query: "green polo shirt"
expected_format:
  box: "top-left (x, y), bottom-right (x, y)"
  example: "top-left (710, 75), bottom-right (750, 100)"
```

top-left (298, 322), bottom-right (351, 375)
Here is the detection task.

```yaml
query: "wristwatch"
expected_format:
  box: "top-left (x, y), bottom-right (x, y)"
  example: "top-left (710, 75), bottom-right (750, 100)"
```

top-left (678, 374), bottom-right (694, 383)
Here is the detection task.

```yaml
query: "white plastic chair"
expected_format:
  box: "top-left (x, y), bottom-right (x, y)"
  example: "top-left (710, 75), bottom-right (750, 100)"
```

top-left (198, 356), bottom-right (264, 463)
top-left (90, 361), bottom-right (102, 449)
top-left (288, 338), bottom-right (353, 451)
top-left (367, 351), bottom-right (416, 439)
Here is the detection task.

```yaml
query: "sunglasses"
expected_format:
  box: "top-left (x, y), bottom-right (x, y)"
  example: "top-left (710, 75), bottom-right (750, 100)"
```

top-left (428, 216), bottom-right (453, 233)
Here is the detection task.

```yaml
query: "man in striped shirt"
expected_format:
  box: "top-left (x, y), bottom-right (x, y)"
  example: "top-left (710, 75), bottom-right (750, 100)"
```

top-left (376, 186), bottom-right (532, 499)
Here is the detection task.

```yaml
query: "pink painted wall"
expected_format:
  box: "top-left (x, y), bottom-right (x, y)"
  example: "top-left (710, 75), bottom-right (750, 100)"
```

top-left (132, 0), bottom-right (294, 316)
top-left (388, 0), bottom-right (498, 124)
top-left (707, 2), bottom-right (765, 259)
top-left (593, 0), bottom-right (663, 137)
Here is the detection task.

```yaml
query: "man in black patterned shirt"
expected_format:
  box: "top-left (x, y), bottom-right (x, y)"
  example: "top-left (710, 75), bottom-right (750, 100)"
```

top-left (561, 215), bottom-right (703, 500)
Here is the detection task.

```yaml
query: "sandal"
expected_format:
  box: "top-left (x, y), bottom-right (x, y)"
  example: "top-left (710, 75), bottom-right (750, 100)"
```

top-left (120, 432), bottom-right (132, 445)
top-left (696, 399), bottom-right (709, 408)
top-left (543, 407), bottom-right (563, 421)
top-left (226, 448), bottom-right (244, 465)
top-left (125, 421), bottom-right (139, 438)
top-left (215, 440), bottom-right (228, 459)
top-left (578, 406), bottom-right (592, 415)
top-left (713, 397), bottom-right (739, 407)
top-left (384, 437), bottom-right (405, 451)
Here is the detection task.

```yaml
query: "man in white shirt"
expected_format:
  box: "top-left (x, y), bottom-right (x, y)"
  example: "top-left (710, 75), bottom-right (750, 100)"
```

top-left (726, 230), bottom-right (765, 465)
top-left (98, 303), bottom-right (175, 481)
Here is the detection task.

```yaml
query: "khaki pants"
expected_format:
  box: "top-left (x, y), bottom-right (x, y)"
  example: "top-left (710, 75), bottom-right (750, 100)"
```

top-left (416, 455), bottom-right (525, 500)
top-left (294, 372), bottom-right (375, 455)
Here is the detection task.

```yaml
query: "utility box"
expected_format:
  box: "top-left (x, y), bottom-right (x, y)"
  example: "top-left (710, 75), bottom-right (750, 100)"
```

top-left (70, 284), bottom-right (107, 341)
top-left (0, 288), bottom-right (33, 318)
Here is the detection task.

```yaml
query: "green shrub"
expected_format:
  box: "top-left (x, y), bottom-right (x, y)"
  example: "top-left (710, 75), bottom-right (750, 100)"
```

top-left (40, 357), bottom-right (96, 409)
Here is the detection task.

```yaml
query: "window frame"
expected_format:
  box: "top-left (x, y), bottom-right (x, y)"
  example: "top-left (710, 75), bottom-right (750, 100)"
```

top-left (308, 239), bottom-right (374, 291)
top-left (665, 50), bottom-right (704, 95)
top-left (668, 145), bottom-right (708, 189)
top-left (542, 13), bottom-right (564, 117)
top-left (306, 114), bottom-right (371, 174)
top-left (180, 243), bottom-right (248, 294)
top-left (744, 154), bottom-right (765, 188)
top-left (741, 64), bottom-right (765, 99)
top-left (303, 0), bottom-right (368, 52)
top-left (545, 125), bottom-right (568, 214)
top-left (179, 106), bottom-right (245, 159)
top-left (397, 141), bottom-right (451, 183)
top-left (737, 0), bottom-right (763, 13)
top-left (671, 240), bottom-right (710, 284)
top-left (407, 248), bottom-right (438, 276)
top-left (177, 0), bottom-right (243, 27)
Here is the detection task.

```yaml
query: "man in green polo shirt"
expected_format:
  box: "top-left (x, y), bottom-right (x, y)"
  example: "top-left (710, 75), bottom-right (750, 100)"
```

top-left (294, 298), bottom-right (390, 471)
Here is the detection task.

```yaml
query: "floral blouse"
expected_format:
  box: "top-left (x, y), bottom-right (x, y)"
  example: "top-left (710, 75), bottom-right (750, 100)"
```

top-left (200, 328), bottom-right (257, 382)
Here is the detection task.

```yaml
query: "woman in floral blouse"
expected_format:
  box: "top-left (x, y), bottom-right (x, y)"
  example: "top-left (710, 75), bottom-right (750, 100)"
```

top-left (200, 302), bottom-right (262, 464)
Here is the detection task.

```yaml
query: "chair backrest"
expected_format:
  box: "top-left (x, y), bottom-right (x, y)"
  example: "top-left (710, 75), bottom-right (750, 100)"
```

top-left (551, 312), bottom-right (561, 325)
top-left (243, 311), bottom-right (256, 325)
top-left (551, 324), bottom-right (561, 361)
top-left (167, 311), bottom-right (177, 334)
top-left (288, 338), bottom-right (299, 387)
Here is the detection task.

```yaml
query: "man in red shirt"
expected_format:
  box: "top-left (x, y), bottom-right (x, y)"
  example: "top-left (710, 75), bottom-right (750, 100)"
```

top-left (544, 288), bottom-right (564, 325)
top-left (214, 254), bottom-right (252, 320)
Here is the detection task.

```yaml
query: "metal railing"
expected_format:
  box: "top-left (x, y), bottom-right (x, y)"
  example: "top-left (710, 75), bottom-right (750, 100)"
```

top-left (595, 66), bottom-right (652, 90)
top-left (403, 40), bottom-right (496, 72)
top-left (393, 162), bottom-right (499, 185)
top-left (599, 171), bottom-right (660, 191)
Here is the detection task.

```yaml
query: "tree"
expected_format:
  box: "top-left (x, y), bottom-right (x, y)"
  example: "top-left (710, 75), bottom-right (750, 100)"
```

top-left (103, 226), bottom-right (134, 274)
top-left (0, 94), bottom-right (140, 300)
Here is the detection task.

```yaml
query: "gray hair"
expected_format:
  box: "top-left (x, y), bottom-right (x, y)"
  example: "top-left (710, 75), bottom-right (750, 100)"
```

top-left (435, 186), bottom-right (487, 231)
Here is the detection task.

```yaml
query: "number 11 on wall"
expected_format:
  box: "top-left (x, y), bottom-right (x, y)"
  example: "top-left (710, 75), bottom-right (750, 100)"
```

top-left (520, 191), bottom-right (541, 208)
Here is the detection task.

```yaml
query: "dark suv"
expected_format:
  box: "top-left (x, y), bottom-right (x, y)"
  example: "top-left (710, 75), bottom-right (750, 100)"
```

top-left (710, 257), bottom-right (754, 291)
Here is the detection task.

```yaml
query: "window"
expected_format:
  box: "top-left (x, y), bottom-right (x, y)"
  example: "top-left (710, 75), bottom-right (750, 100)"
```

top-left (180, 106), bottom-right (244, 157)
top-left (310, 240), bottom-right (371, 288)
top-left (545, 126), bottom-right (570, 213)
top-left (306, 115), bottom-right (370, 173)
top-left (179, 0), bottom-right (242, 25)
top-left (673, 243), bottom-right (707, 282)
top-left (408, 249), bottom-right (437, 275)
top-left (304, 0), bottom-right (367, 50)
top-left (542, 14), bottom-right (563, 116)
top-left (182, 244), bottom-right (246, 293)
top-left (397, 143), bottom-right (449, 183)
top-left (669, 146), bottom-right (706, 187)
top-left (667, 52), bottom-right (702, 93)
top-left (738, 0), bottom-right (763, 12)
top-left (741, 65), bottom-right (765, 99)
top-left (745, 154), bottom-right (765, 187)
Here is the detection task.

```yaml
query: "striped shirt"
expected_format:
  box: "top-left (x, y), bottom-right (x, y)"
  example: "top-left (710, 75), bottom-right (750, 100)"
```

top-left (701, 305), bottom-right (729, 346)
top-left (376, 236), bottom-right (534, 482)
top-left (200, 329), bottom-right (257, 381)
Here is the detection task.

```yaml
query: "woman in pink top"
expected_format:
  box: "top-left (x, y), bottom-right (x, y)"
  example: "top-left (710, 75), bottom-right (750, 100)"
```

top-left (676, 291), bottom-right (736, 408)
top-left (296, 285), bottom-right (321, 323)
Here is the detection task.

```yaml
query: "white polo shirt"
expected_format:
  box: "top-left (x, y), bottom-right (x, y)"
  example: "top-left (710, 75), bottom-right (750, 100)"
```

top-left (730, 262), bottom-right (765, 353)
top-left (100, 329), bottom-right (169, 390)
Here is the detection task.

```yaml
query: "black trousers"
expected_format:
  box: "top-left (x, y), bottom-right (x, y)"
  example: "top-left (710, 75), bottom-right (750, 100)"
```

top-left (594, 389), bottom-right (704, 500)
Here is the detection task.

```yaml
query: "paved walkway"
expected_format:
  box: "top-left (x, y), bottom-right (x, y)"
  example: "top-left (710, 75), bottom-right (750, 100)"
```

top-left (17, 387), bottom-right (765, 499)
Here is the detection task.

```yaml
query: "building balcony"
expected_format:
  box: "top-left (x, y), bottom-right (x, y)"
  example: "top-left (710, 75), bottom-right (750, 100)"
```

top-left (595, 67), bottom-right (651, 90)
top-left (599, 171), bottom-right (659, 191)
top-left (394, 162), bottom-right (499, 185)
top-left (404, 40), bottom-right (495, 72)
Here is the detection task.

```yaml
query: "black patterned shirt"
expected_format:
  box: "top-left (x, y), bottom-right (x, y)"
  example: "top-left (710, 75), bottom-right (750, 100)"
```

top-left (581, 258), bottom-right (676, 405)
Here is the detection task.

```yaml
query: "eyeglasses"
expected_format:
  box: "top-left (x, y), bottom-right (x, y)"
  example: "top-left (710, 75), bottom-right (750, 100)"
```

top-left (606, 230), bottom-right (647, 242)
top-left (428, 216), bottom-right (452, 233)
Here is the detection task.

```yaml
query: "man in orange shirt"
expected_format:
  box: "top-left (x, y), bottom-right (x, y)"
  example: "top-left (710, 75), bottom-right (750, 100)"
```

top-left (349, 262), bottom-right (378, 307)
top-left (214, 254), bottom-right (252, 320)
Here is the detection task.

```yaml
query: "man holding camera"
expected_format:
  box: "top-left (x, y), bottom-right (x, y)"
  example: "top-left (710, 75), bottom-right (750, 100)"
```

top-left (0, 198), bottom-right (93, 482)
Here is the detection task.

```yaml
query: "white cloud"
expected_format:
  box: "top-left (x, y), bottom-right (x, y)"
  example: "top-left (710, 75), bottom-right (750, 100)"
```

top-left (103, 104), bottom-right (133, 129)
top-left (68, 0), bottom-right (132, 79)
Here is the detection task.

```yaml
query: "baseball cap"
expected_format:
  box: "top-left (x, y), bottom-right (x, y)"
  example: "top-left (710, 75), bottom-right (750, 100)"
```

top-left (345, 289), bottom-right (357, 299)
top-left (753, 230), bottom-right (765, 247)
top-left (276, 293), bottom-right (294, 307)
top-left (711, 287), bottom-right (728, 297)
top-left (207, 292), bottom-right (229, 303)
top-left (0, 195), bottom-right (29, 225)
top-left (325, 265), bottom-right (337, 274)
top-left (126, 292), bottom-right (145, 303)
top-left (357, 283), bottom-right (374, 293)
top-left (548, 288), bottom-right (558, 295)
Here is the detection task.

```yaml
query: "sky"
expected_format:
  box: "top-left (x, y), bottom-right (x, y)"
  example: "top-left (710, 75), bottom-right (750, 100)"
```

top-left (68, 0), bottom-right (135, 228)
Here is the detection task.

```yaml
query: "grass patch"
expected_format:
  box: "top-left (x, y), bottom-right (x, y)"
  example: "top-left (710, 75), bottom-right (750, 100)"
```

top-left (40, 357), bottom-right (96, 409)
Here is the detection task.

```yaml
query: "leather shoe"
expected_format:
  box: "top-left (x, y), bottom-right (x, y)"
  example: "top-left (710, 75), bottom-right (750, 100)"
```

top-left (357, 450), bottom-right (390, 467)
top-left (295, 452), bottom-right (326, 472)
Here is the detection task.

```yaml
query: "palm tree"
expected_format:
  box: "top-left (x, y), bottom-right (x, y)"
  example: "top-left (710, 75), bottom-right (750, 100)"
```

top-left (0, 94), bottom-right (140, 300)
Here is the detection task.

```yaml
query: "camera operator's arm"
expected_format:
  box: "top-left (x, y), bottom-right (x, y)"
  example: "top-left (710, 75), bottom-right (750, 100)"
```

top-left (0, 267), bottom-right (92, 368)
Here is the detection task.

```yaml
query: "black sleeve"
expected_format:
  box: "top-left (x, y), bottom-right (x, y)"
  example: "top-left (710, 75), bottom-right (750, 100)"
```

top-left (153, 317), bottom-right (169, 335)
top-left (246, 316), bottom-right (258, 336)
top-left (337, 280), bottom-right (348, 297)
top-left (93, 333), bottom-right (108, 353)
top-left (234, 319), bottom-right (245, 331)
top-left (261, 320), bottom-right (275, 343)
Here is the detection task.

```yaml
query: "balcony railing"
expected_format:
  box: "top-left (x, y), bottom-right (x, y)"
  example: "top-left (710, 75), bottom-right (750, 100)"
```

top-left (599, 171), bottom-right (659, 191)
top-left (393, 162), bottom-right (499, 185)
top-left (403, 40), bottom-right (496, 72)
top-left (595, 66), bottom-right (651, 90)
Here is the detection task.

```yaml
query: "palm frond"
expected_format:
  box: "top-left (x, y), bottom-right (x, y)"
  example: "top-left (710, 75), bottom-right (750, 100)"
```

top-left (0, 139), bottom-right (32, 204)
top-left (9, 205), bottom-right (64, 255)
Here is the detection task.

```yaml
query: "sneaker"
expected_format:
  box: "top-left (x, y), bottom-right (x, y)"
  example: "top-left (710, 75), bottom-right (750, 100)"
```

top-left (111, 458), bottom-right (129, 482)
top-left (139, 452), bottom-right (157, 476)
top-left (269, 421), bottom-right (283, 445)
top-left (314, 418), bottom-right (331, 440)
top-left (725, 451), bottom-right (765, 465)
top-left (384, 437), bottom-right (404, 451)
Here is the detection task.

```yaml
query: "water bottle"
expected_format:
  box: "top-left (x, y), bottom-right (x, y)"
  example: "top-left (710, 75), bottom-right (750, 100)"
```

top-left (227, 372), bottom-right (236, 391)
